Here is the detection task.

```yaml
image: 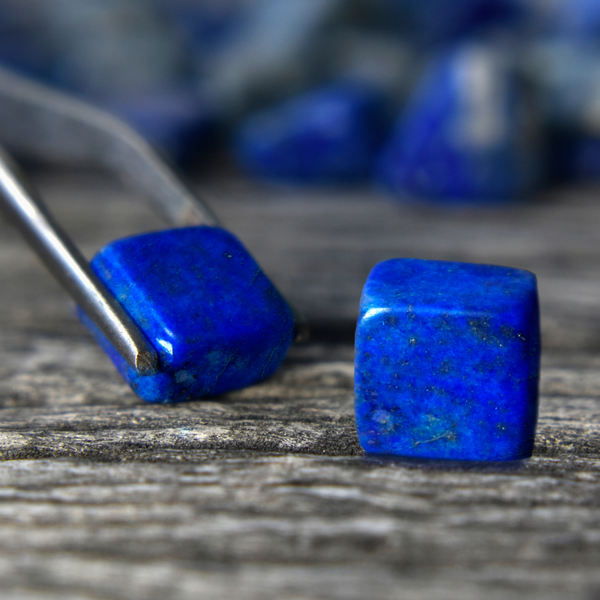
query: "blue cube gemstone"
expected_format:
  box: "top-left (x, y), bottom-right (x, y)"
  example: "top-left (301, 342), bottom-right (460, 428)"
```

top-left (354, 259), bottom-right (540, 461)
top-left (234, 83), bottom-right (388, 185)
top-left (79, 226), bottom-right (295, 403)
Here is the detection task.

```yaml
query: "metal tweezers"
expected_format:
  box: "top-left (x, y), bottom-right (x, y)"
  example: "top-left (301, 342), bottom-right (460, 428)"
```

top-left (0, 66), bottom-right (229, 376)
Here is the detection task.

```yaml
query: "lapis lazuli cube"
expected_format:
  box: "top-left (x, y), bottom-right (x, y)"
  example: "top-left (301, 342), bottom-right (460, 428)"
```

top-left (79, 226), bottom-right (295, 403)
top-left (354, 259), bottom-right (540, 461)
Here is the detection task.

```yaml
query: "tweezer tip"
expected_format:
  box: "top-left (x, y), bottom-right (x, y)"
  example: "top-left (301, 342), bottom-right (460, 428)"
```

top-left (136, 351), bottom-right (158, 376)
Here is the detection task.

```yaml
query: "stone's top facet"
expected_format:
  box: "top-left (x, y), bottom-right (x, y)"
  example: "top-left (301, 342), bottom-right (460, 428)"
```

top-left (361, 258), bottom-right (538, 315)
top-left (354, 258), bottom-right (540, 462)
top-left (80, 226), bottom-right (295, 404)
top-left (234, 82), bottom-right (388, 185)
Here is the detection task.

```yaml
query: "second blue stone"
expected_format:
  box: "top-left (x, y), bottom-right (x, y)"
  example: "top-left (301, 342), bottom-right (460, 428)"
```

top-left (355, 258), bottom-right (540, 461)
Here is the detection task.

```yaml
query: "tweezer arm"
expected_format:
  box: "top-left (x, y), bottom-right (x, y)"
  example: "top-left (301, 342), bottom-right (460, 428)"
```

top-left (0, 66), bottom-right (217, 227)
top-left (0, 148), bottom-right (158, 375)
top-left (0, 66), bottom-right (308, 353)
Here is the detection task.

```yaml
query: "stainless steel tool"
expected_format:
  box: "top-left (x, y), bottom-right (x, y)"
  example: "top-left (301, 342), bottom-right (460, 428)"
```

top-left (0, 66), bottom-right (304, 376)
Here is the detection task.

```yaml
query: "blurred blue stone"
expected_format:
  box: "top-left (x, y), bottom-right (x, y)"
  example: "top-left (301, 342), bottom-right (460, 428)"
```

top-left (377, 43), bottom-right (537, 203)
top-left (104, 89), bottom-right (217, 167)
top-left (354, 258), bottom-right (540, 461)
top-left (234, 83), bottom-right (388, 184)
top-left (79, 227), bottom-right (295, 404)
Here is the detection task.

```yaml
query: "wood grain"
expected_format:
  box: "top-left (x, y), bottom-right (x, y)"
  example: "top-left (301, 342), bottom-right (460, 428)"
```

top-left (1, 169), bottom-right (600, 599)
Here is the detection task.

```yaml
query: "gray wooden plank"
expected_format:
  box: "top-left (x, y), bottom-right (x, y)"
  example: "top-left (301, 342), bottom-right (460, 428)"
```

top-left (1, 454), bottom-right (600, 599)
top-left (1, 336), bottom-right (600, 460)
top-left (1, 169), bottom-right (600, 599)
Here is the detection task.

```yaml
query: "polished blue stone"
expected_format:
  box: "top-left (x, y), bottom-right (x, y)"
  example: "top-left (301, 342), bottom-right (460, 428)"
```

top-left (354, 259), bottom-right (540, 461)
top-left (377, 43), bottom-right (535, 203)
top-left (79, 226), bottom-right (295, 403)
top-left (234, 83), bottom-right (388, 185)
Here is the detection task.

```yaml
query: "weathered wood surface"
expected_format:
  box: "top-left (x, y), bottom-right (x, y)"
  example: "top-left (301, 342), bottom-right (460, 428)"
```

top-left (1, 170), bottom-right (600, 599)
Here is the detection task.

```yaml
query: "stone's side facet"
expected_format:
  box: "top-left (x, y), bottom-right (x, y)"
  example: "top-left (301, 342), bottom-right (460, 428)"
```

top-left (234, 83), bottom-right (388, 185)
top-left (354, 258), bottom-right (540, 461)
top-left (78, 226), bottom-right (295, 404)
